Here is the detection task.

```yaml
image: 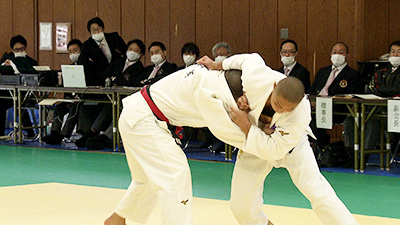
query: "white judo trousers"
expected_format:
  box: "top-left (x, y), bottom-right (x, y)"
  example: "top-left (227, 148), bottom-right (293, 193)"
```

top-left (230, 135), bottom-right (358, 225)
top-left (116, 102), bottom-right (193, 224)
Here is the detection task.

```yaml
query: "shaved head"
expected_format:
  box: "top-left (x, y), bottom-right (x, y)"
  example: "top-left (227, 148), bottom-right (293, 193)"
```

top-left (275, 77), bottom-right (305, 104)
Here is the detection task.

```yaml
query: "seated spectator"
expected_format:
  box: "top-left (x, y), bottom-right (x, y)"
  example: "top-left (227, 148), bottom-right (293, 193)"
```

top-left (178, 42), bottom-right (200, 70)
top-left (43, 39), bottom-right (87, 145)
top-left (212, 42), bottom-right (232, 62)
top-left (344, 40), bottom-right (400, 151)
top-left (83, 39), bottom-right (146, 150)
top-left (138, 41), bottom-right (177, 85)
top-left (309, 42), bottom-right (362, 149)
top-left (276, 39), bottom-right (310, 92)
top-left (0, 35), bottom-right (38, 137)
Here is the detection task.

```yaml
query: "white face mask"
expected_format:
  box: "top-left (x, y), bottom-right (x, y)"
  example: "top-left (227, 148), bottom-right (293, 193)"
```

top-left (92, 32), bottom-right (105, 42)
top-left (151, 54), bottom-right (164, 65)
top-left (215, 56), bottom-right (227, 62)
top-left (330, 54), bottom-right (346, 67)
top-left (281, 56), bottom-right (295, 67)
top-left (14, 51), bottom-right (27, 58)
top-left (183, 55), bottom-right (196, 66)
top-left (389, 56), bottom-right (400, 68)
top-left (126, 51), bottom-right (141, 62)
top-left (69, 53), bottom-right (80, 63)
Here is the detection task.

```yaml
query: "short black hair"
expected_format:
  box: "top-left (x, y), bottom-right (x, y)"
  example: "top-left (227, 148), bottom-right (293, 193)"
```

top-left (87, 17), bottom-right (104, 32)
top-left (67, 39), bottom-right (82, 49)
top-left (280, 39), bottom-right (298, 52)
top-left (389, 40), bottom-right (400, 52)
top-left (10, 35), bottom-right (27, 49)
top-left (181, 42), bottom-right (200, 58)
top-left (148, 41), bottom-right (166, 52)
top-left (127, 39), bottom-right (146, 55)
top-left (332, 42), bottom-right (349, 54)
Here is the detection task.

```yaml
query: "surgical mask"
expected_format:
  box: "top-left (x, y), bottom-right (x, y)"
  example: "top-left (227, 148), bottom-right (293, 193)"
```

top-left (126, 51), bottom-right (141, 62)
top-left (151, 54), bottom-right (164, 65)
top-left (183, 55), bottom-right (196, 66)
top-left (281, 56), bottom-right (295, 67)
top-left (14, 51), bottom-right (27, 58)
top-left (92, 32), bottom-right (105, 42)
top-left (389, 56), bottom-right (400, 68)
top-left (69, 53), bottom-right (80, 63)
top-left (330, 54), bottom-right (346, 67)
top-left (215, 56), bottom-right (227, 62)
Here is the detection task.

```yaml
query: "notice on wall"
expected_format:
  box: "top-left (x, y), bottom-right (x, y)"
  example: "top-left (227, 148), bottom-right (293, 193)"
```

top-left (316, 97), bottom-right (333, 129)
top-left (39, 22), bottom-right (52, 50)
top-left (56, 23), bottom-right (70, 53)
top-left (388, 100), bottom-right (400, 133)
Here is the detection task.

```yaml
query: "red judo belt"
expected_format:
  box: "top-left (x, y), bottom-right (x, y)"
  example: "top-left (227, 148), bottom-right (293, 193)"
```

top-left (140, 85), bottom-right (170, 124)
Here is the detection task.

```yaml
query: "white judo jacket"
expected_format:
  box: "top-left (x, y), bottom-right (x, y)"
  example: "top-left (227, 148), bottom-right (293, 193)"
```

top-left (121, 53), bottom-right (314, 161)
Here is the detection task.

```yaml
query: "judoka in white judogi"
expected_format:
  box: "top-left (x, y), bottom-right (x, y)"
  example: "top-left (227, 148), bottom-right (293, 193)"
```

top-left (106, 53), bottom-right (357, 225)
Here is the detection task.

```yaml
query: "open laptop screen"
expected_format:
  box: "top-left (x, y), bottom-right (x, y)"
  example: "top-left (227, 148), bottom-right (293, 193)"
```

top-left (61, 65), bottom-right (86, 88)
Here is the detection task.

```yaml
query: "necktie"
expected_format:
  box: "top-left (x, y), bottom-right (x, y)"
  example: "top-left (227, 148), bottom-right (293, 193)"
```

top-left (148, 65), bottom-right (159, 80)
top-left (319, 68), bottom-right (338, 96)
top-left (122, 60), bottom-right (131, 73)
top-left (284, 67), bottom-right (290, 76)
top-left (99, 43), bottom-right (111, 63)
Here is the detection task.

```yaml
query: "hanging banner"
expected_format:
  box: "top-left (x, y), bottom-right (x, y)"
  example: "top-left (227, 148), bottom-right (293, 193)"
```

top-left (316, 97), bottom-right (333, 129)
top-left (388, 100), bottom-right (400, 133)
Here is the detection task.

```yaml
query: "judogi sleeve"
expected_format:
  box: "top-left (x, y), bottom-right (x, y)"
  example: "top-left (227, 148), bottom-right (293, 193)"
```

top-left (244, 98), bottom-right (312, 161)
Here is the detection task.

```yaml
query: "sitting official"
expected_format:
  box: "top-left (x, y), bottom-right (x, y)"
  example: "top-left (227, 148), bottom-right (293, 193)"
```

top-left (276, 39), bottom-right (310, 92)
top-left (83, 39), bottom-right (146, 150)
top-left (138, 41), bottom-right (177, 85)
top-left (178, 42), bottom-right (200, 70)
top-left (0, 35), bottom-right (37, 137)
top-left (212, 42), bottom-right (232, 62)
top-left (344, 40), bottom-right (400, 152)
top-left (309, 42), bottom-right (362, 149)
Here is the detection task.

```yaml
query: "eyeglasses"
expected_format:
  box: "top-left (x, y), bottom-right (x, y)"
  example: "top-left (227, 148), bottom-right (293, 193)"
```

top-left (90, 27), bottom-right (103, 34)
top-left (13, 47), bottom-right (26, 52)
top-left (281, 50), bottom-right (296, 55)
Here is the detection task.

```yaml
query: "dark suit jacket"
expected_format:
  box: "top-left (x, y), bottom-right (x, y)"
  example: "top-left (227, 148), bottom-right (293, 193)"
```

top-left (309, 64), bottom-right (362, 95)
top-left (368, 66), bottom-right (400, 97)
top-left (105, 57), bottom-right (144, 87)
top-left (138, 61), bottom-right (178, 85)
top-left (0, 52), bottom-right (37, 72)
top-left (277, 62), bottom-right (310, 93)
top-left (78, 32), bottom-right (127, 82)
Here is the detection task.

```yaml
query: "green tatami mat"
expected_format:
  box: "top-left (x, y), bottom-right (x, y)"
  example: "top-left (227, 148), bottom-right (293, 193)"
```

top-left (0, 145), bottom-right (399, 219)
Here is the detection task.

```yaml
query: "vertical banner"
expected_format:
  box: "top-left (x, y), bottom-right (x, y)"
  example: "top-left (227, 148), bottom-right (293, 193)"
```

top-left (388, 100), bottom-right (400, 133)
top-left (39, 22), bottom-right (52, 50)
top-left (316, 97), bottom-right (333, 129)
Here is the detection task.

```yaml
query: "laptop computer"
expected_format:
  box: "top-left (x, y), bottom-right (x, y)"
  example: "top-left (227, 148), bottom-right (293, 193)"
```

top-left (61, 65), bottom-right (86, 88)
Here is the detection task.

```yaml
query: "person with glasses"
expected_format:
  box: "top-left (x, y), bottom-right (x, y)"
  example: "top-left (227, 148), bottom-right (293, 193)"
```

top-left (0, 35), bottom-right (38, 72)
top-left (276, 39), bottom-right (310, 92)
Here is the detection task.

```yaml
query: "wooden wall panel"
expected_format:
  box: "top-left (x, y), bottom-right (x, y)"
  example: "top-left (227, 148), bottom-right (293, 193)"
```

top-left (75, 0), bottom-right (98, 42)
top-left (338, 0), bottom-right (356, 68)
top-left (13, 0), bottom-right (35, 58)
top-left (278, 0), bottom-right (307, 71)
top-left (53, 0), bottom-right (75, 70)
top-left (121, 0), bottom-right (145, 42)
top-left (98, 0), bottom-right (121, 34)
top-left (250, 0), bottom-right (278, 68)
top-left (307, 0), bottom-right (337, 80)
top-left (38, 0), bottom-right (53, 67)
top-left (0, 0), bottom-right (13, 55)
top-left (389, 0), bottom-right (400, 46)
top-left (170, 0), bottom-right (196, 66)
top-left (222, 0), bottom-right (249, 55)
top-left (363, 0), bottom-right (389, 60)
top-left (196, 0), bottom-right (222, 57)
top-left (145, 0), bottom-right (170, 65)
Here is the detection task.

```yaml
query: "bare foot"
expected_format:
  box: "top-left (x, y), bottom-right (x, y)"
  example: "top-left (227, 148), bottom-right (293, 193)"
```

top-left (104, 212), bottom-right (126, 225)
top-left (268, 220), bottom-right (274, 225)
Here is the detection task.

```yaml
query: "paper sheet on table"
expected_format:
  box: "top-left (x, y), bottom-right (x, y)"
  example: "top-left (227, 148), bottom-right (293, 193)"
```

top-left (354, 94), bottom-right (387, 100)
